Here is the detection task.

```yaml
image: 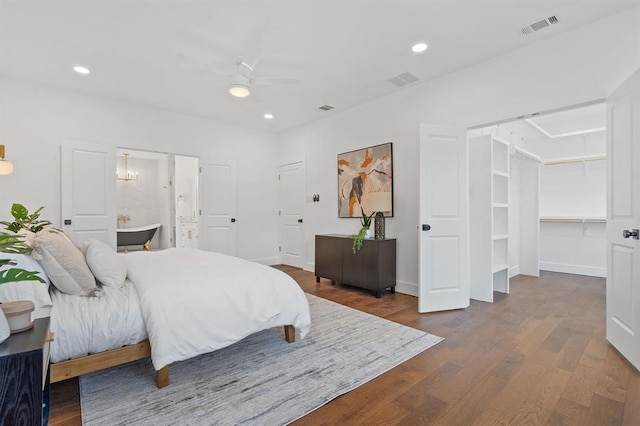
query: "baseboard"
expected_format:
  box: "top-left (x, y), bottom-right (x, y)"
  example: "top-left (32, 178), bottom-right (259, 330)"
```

top-left (539, 262), bottom-right (606, 278)
top-left (254, 257), bottom-right (279, 266)
top-left (304, 261), bottom-right (314, 273)
top-left (508, 265), bottom-right (520, 278)
top-left (395, 280), bottom-right (418, 297)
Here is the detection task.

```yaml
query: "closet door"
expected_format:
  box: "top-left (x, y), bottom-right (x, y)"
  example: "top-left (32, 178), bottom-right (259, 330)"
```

top-left (418, 124), bottom-right (469, 312)
top-left (606, 68), bottom-right (640, 370)
top-left (61, 141), bottom-right (116, 248)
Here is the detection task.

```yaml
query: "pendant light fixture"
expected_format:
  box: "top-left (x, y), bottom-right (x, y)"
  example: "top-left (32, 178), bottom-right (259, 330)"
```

top-left (116, 152), bottom-right (138, 182)
top-left (0, 145), bottom-right (14, 175)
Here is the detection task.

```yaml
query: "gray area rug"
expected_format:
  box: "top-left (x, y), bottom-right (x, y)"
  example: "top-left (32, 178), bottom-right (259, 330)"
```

top-left (80, 294), bottom-right (443, 425)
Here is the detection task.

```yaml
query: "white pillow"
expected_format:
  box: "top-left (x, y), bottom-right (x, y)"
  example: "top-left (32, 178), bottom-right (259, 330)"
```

top-left (0, 253), bottom-right (52, 309)
top-left (17, 229), bottom-right (36, 247)
top-left (31, 229), bottom-right (97, 296)
top-left (81, 239), bottom-right (127, 288)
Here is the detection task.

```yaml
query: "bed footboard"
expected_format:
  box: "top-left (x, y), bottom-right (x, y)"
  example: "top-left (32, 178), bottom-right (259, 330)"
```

top-left (284, 325), bottom-right (295, 343)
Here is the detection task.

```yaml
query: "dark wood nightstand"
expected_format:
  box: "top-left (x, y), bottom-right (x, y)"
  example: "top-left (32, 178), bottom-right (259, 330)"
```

top-left (0, 317), bottom-right (51, 425)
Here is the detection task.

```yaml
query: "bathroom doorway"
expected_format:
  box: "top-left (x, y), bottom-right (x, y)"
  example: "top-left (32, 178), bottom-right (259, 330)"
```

top-left (116, 148), bottom-right (171, 251)
top-left (174, 155), bottom-right (200, 248)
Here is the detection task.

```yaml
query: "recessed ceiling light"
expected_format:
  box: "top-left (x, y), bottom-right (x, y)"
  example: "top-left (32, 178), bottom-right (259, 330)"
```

top-left (73, 65), bottom-right (91, 75)
top-left (411, 42), bottom-right (428, 53)
top-left (264, 113), bottom-right (274, 120)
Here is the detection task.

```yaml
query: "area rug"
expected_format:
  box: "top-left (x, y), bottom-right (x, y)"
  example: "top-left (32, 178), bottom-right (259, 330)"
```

top-left (80, 294), bottom-right (443, 425)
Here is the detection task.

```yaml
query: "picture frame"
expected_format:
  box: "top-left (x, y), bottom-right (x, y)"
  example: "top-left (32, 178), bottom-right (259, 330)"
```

top-left (338, 142), bottom-right (393, 218)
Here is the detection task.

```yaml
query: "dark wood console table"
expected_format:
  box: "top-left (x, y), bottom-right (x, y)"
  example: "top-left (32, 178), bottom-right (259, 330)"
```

top-left (315, 234), bottom-right (396, 297)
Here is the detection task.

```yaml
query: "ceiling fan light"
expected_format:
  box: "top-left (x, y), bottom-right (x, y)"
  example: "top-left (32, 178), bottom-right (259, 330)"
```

top-left (229, 84), bottom-right (250, 98)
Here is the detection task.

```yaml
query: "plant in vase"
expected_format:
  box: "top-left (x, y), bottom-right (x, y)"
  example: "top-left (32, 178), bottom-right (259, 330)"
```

top-left (0, 203), bottom-right (50, 285)
top-left (0, 203), bottom-right (51, 245)
top-left (352, 207), bottom-right (376, 254)
top-left (0, 232), bottom-right (44, 343)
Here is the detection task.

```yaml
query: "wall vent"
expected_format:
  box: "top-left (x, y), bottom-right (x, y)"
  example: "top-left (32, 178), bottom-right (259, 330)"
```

top-left (521, 15), bottom-right (559, 36)
top-left (387, 72), bottom-right (420, 87)
top-left (318, 105), bottom-right (334, 111)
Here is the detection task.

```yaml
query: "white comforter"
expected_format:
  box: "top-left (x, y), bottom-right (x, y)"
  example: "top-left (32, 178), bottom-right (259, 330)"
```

top-left (49, 280), bottom-right (147, 363)
top-left (124, 248), bottom-right (311, 370)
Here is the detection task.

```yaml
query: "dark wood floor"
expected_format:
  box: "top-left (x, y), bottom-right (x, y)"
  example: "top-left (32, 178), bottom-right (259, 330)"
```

top-left (50, 269), bottom-right (640, 425)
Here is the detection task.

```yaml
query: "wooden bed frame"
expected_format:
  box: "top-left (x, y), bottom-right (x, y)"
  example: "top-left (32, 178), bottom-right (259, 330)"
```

top-left (51, 325), bottom-right (296, 388)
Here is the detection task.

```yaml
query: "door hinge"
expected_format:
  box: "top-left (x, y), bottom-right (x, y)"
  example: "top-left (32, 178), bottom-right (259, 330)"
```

top-left (199, 167), bottom-right (202, 173)
top-left (279, 246), bottom-right (281, 252)
top-left (279, 210), bottom-right (281, 216)
top-left (278, 174), bottom-right (280, 180)
top-left (199, 209), bottom-right (202, 216)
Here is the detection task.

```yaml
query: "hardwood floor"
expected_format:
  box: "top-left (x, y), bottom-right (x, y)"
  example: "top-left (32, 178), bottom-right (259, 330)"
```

top-left (50, 269), bottom-right (640, 425)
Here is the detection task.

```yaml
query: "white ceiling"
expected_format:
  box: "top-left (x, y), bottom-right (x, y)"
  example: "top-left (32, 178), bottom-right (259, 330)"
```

top-left (1, 0), bottom-right (638, 132)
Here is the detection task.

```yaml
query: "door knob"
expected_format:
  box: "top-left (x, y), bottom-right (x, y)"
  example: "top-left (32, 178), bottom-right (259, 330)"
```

top-left (298, 219), bottom-right (303, 223)
top-left (231, 218), bottom-right (236, 223)
top-left (623, 229), bottom-right (639, 239)
top-left (422, 224), bottom-right (431, 231)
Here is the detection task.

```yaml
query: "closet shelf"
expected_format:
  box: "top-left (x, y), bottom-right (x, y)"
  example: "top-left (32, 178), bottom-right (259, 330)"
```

top-left (492, 203), bottom-right (508, 208)
top-left (492, 234), bottom-right (508, 241)
top-left (492, 264), bottom-right (509, 274)
top-left (492, 170), bottom-right (509, 178)
top-left (540, 216), bottom-right (605, 223)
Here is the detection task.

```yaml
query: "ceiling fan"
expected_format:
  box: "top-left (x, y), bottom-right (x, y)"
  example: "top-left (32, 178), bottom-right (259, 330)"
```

top-left (227, 53), bottom-right (301, 98)
top-left (174, 29), bottom-right (300, 98)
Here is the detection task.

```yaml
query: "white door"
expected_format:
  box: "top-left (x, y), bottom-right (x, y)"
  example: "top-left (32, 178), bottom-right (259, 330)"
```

top-left (61, 141), bottom-right (116, 248)
top-left (419, 124), bottom-right (469, 312)
top-left (606, 68), bottom-right (640, 370)
top-left (279, 162), bottom-right (305, 268)
top-left (199, 159), bottom-right (237, 256)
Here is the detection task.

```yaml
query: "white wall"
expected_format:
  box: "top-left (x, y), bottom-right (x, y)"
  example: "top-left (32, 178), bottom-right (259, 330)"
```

top-left (540, 160), bottom-right (606, 218)
top-left (278, 8), bottom-right (640, 296)
top-left (0, 77), bottom-right (280, 263)
top-left (538, 159), bottom-right (606, 277)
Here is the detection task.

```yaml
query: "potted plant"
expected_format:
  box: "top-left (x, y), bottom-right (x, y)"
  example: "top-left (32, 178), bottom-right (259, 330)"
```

top-left (0, 232), bottom-right (44, 342)
top-left (0, 232), bottom-right (45, 284)
top-left (352, 207), bottom-right (376, 253)
top-left (0, 203), bottom-right (52, 234)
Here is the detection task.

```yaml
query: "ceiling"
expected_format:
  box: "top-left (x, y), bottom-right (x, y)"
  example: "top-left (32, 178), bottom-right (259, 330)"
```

top-left (0, 1), bottom-right (638, 132)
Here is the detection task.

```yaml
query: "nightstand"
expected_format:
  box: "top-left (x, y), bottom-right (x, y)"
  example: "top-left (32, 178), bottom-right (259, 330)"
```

top-left (0, 317), bottom-right (51, 425)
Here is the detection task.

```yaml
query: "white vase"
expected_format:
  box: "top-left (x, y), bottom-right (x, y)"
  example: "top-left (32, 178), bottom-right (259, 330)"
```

top-left (364, 228), bottom-right (372, 239)
top-left (0, 309), bottom-right (10, 344)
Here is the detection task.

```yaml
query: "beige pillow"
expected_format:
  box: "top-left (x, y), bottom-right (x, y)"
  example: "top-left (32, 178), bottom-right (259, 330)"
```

top-left (81, 239), bottom-right (127, 288)
top-left (31, 229), bottom-right (97, 296)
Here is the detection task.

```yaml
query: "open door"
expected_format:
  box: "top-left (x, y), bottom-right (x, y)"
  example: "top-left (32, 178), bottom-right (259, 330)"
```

top-left (199, 159), bottom-right (237, 256)
top-left (61, 141), bottom-right (116, 248)
top-left (419, 124), bottom-right (469, 312)
top-left (606, 68), bottom-right (640, 370)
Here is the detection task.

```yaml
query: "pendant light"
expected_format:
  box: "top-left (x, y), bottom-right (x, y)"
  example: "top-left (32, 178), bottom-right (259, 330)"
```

top-left (0, 145), bottom-right (14, 175)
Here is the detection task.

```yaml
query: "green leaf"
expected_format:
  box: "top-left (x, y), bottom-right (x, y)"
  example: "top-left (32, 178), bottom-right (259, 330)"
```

top-left (11, 203), bottom-right (29, 220)
top-left (0, 267), bottom-right (45, 285)
top-left (0, 233), bottom-right (32, 254)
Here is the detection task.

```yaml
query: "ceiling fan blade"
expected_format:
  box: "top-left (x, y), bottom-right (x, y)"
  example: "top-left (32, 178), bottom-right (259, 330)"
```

top-left (252, 77), bottom-right (301, 86)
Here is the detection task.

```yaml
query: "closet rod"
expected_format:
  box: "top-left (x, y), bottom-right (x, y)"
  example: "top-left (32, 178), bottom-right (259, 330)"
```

top-left (513, 147), bottom-right (542, 163)
top-left (544, 154), bottom-right (606, 166)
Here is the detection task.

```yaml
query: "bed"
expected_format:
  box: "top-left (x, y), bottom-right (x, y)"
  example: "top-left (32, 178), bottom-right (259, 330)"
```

top-left (0, 233), bottom-right (311, 388)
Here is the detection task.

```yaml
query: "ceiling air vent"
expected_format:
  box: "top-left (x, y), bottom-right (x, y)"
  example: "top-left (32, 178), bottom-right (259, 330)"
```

top-left (387, 72), bottom-right (420, 87)
top-left (521, 15), bottom-right (559, 36)
top-left (318, 105), bottom-right (334, 111)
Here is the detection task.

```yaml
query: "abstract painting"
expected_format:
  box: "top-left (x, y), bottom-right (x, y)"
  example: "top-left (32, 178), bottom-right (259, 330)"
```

top-left (338, 142), bottom-right (393, 218)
